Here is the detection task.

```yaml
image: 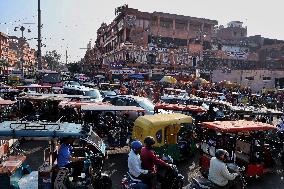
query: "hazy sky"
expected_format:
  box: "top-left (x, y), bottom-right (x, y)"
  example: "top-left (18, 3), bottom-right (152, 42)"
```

top-left (0, 0), bottom-right (283, 62)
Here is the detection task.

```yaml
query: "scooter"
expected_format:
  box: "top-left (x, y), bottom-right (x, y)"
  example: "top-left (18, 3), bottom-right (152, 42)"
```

top-left (189, 163), bottom-right (246, 189)
top-left (121, 155), bottom-right (184, 189)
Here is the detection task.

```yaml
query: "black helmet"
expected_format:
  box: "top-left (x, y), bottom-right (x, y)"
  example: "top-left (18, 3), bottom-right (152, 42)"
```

top-left (215, 149), bottom-right (229, 160)
top-left (144, 136), bottom-right (156, 146)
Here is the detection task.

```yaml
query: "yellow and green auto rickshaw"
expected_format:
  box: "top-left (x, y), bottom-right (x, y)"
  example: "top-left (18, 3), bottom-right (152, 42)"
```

top-left (132, 113), bottom-right (197, 161)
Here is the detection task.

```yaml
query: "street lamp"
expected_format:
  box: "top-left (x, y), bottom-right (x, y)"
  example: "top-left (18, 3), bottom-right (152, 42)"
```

top-left (14, 25), bottom-right (31, 76)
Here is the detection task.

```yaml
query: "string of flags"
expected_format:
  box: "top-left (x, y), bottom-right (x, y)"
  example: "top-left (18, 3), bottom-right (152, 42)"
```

top-left (0, 15), bottom-right (36, 25)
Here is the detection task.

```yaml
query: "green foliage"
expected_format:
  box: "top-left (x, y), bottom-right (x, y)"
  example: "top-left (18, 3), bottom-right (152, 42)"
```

top-left (67, 62), bottom-right (81, 73)
top-left (0, 59), bottom-right (9, 74)
top-left (42, 50), bottom-right (61, 71)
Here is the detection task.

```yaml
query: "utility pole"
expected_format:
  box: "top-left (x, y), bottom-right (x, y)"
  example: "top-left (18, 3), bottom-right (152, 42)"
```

top-left (37, 0), bottom-right (42, 70)
top-left (65, 49), bottom-right (68, 64)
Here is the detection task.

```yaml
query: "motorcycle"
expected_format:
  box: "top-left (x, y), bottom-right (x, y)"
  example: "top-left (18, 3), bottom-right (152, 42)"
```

top-left (121, 155), bottom-right (184, 189)
top-left (54, 150), bottom-right (112, 189)
top-left (189, 163), bottom-right (247, 189)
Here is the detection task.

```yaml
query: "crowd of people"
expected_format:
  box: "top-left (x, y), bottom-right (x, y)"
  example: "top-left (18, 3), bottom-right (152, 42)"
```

top-left (102, 78), bottom-right (284, 112)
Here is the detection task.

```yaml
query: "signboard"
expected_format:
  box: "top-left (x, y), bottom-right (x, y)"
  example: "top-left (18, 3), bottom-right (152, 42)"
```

top-left (110, 69), bottom-right (136, 75)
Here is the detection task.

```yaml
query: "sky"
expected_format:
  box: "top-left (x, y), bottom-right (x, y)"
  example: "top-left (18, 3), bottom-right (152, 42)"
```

top-left (0, 0), bottom-right (283, 62)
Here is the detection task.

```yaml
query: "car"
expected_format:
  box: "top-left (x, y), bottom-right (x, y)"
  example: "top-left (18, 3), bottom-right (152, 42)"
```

top-left (81, 88), bottom-right (103, 102)
top-left (63, 80), bottom-right (81, 94)
top-left (102, 95), bottom-right (167, 119)
top-left (100, 90), bottom-right (117, 98)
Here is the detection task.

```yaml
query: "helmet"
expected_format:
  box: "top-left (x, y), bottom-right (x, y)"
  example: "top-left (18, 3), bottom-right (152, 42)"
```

top-left (131, 140), bottom-right (143, 151)
top-left (215, 149), bottom-right (229, 160)
top-left (144, 136), bottom-right (156, 146)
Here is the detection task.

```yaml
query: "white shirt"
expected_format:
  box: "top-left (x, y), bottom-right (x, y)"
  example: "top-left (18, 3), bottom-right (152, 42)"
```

top-left (278, 119), bottom-right (284, 131)
top-left (208, 157), bottom-right (238, 186)
top-left (128, 150), bottom-right (148, 178)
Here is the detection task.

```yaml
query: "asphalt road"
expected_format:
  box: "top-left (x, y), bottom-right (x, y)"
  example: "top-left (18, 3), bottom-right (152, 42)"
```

top-left (104, 150), bottom-right (284, 189)
top-left (18, 141), bottom-right (284, 189)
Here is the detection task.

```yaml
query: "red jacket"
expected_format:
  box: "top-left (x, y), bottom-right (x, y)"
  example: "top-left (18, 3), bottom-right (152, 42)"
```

top-left (140, 147), bottom-right (167, 173)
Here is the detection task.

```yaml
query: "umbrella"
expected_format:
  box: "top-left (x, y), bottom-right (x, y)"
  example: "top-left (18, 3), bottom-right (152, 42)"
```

top-left (95, 75), bottom-right (105, 79)
top-left (129, 74), bottom-right (144, 80)
top-left (193, 78), bottom-right (209, 84)
top-left (160, 76), bottom-right (177, 84)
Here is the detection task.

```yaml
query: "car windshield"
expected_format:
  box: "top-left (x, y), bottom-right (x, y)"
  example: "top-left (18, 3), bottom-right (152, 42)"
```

top-left (66, 81), bottom-right (80, 86)
top-left (42, 73), bottom-right (61, 83)
top-left (102, 91), bottom-right (116, 96)
top-left (138, 98), bottom-right (155, 111)
top-left (85, 90), bottom-right (101, 98)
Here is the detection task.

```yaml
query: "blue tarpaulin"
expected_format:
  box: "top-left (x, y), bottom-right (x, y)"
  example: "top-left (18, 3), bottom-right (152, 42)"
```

top-left (128, 74), bottom-right (144, 80)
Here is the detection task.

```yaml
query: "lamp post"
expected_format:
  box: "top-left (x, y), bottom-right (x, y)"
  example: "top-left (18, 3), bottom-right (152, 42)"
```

top-left (14, 26), bottom-right (32, 77)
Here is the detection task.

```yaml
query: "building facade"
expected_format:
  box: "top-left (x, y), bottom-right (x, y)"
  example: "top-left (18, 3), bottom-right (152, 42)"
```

top-left (82, 5), bottom-right (284, 83)
top-left (0, 32), bottom-right (9, 62)
top-left (93, 5), bottom-right (218, 70)
top-left (212, 69), bottom-right (284, 92)
top-left (0, 34), bottom-right (36, 71)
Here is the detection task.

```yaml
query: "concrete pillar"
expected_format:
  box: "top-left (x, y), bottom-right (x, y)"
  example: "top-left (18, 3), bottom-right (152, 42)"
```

top-left (123, 28), bottom-right (127, 42)
top-left (173, 19), bottom-right (176, 37)
top-left (157, 17), bottom-right (160, 36)
top-left (187, 20), bottom-right (190, 46)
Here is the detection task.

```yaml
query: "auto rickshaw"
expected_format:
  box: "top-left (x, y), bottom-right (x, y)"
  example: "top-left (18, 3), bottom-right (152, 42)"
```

top-left (0, 120), bottom-right (112, 189)
top-left (198, 120), bottom-right (277, 178)
top-left (0, 89), bottom-right (20, 101)
top-left (0, 99), bottom-right (18, 122)
top-left (132, 113), bottom-right (196, 161)
top-left (81, 104), bottom-right (145, 148)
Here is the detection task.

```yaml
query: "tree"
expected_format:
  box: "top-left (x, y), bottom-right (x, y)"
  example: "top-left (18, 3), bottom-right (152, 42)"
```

top-left (0, 59), bottom-right (9, 74)
top-left (42, 50), bottom-right (61, 71)
top-left (67, 62), bottom-right (81, 74)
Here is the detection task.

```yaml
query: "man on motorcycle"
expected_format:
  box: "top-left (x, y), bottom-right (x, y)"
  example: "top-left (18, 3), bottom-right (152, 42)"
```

top-left (128, 140), bottom-right (152, 186)
top-left (141, 136), bottom-right (171, 173)
top-left (208, 149), bottom-right (238, 188)
top-left (57, 137), bottom-right (86, 181)
top-left (141, 136), bottom-right (171, 189)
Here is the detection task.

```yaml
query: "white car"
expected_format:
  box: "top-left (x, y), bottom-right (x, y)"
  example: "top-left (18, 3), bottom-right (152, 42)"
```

top-left (103, 95), bottom-right (168, 119)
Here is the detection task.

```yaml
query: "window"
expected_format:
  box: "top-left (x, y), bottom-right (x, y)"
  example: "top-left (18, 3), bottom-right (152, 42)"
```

top-left (175, 21), bottom-right (186, 30)
top-left (84, 90), bottom-right (101, 99)
top-left (138, 98), bottom-right (155, 111)
top-left (127, 99), bottom-right (139, 106)
top-left (160, 19), bottom-right (172, 28)
top-left (103, 97), bottom-right (117, 104)
top-left (156, 129), bottom-right (162, 143)
top-left (245, 76), bottom-right (254, 81)
top-left (263, 77), bottom-right (271, 81)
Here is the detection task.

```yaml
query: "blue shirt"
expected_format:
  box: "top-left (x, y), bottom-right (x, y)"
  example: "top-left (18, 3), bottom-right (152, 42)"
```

top-left (57, 144), bottom-right (73, 167)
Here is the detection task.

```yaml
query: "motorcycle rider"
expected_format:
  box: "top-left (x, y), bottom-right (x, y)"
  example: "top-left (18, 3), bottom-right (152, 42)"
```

top-left (208, 149), bottom-right (238, 188)
top-left (57, 137), bottom-right (86, 182)
top-left (128, 140), bottom-right (153, 187)
top-left (141, 136), bottom-right (171, 188)
top-left (141, 136), bottom-right (171, 172)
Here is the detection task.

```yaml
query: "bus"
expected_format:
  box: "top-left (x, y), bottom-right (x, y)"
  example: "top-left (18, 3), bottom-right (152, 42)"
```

top-left (37, 70), bottom-right (62, 87)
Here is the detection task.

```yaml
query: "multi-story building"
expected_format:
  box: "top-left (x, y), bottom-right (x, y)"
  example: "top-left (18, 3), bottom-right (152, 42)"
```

top-left (0, 32), bottom-right (9, 62)
top-left (94, 5), bottom-right (218, 69)
top-left (7, 36), bottom-right (36, 69)
top-left (83, 5), bottom-right (284, 84)
top-left (216, 21), bottom-right (247, 41)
